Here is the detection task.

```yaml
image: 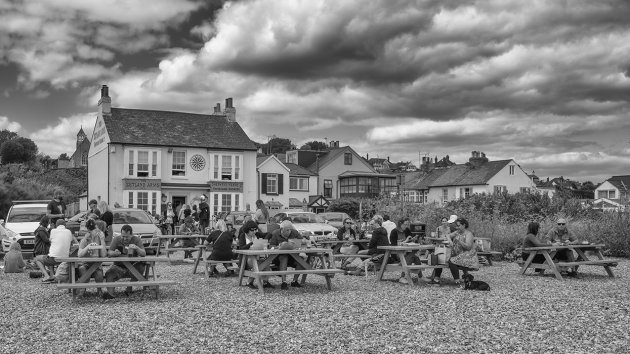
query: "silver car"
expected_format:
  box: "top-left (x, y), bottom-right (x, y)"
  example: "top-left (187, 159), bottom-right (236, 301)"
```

top-left (271, 211), bottom-right (337, 239)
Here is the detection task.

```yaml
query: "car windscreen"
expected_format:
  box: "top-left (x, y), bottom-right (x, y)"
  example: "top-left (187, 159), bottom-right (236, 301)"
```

top-left (113, 211), bottom-right (152, 224)
top-left (322, 214), bottom-right (343, 222)
top-left (290, 213), bottom-right (325, 223)
top-left (7, 207), bottom-right (48, 223)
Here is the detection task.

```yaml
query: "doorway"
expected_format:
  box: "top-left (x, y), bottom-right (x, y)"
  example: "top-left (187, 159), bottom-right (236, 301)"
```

top-left (172, 196), bottom-right (187, 216)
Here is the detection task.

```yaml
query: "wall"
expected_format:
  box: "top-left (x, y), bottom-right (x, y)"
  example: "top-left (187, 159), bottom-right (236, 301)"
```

top-left (257, 156), bottom-right (290, 209)
top-left (87, 144), bottom-right (109, 204)
top-left (318, 150), bottom-right (375, 199)
top-left (486, 161), bottom-right (536, 194)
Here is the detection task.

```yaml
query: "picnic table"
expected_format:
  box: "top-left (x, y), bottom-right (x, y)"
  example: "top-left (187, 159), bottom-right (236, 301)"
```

top-left (56, 256), bottom-right (175, 300)
top-left (317, 239), bottom-right (370, 253)
top-left (192, 245), bottom-right (240, 277)
top-left (520, 243), bottom-right (618, 280)
top-left (156, 234), bottom-right (207, 261)
top-left (375, 244), bottom-right (447, 285)
top-left (233, 248), bottom-right (344, 294)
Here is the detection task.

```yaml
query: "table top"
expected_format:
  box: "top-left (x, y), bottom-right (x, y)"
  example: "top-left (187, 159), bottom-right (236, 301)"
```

top-left (159, 234), bottom-right (207, 239)
top-left (522, 243), bottom-right (604, 251)
top-left (56, 256), bottom-right (168, 263)
top-left (425, 237), bottom-right (448, 243)
top-left (234, 248), bottom-right (331, 256)
top-left (318, 239), bottom-right (370, 244)
top-left (378, 245), bottom-right (435, 251)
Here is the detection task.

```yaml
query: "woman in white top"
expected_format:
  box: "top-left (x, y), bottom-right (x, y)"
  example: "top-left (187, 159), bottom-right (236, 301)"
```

top-left (254, 199), bottom-right (269, 233)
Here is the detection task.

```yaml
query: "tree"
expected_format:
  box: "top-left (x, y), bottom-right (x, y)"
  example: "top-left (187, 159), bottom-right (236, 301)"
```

top-left (59, 153), bottom-right (70, 160)
top-left (0, 129), bottom-right (18, 147)
top-left (266, 137), bottom-right (294, 154)
top-left (300, 141), bottom-right (328, 151)
top-left (0, 136), bottom-right (38, 164)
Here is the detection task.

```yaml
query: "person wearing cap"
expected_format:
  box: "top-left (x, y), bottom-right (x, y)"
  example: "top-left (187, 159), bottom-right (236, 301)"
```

top-left (269, 220), bottom-right (305, 289)
top-left (198, 195), bottom-right (210, 235)
top-left (546, 218), bottom-right (578, 276)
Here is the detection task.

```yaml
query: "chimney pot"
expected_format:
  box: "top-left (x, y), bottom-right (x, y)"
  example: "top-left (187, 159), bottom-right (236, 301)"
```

top-left (101, 85), bottom-right (109, 98)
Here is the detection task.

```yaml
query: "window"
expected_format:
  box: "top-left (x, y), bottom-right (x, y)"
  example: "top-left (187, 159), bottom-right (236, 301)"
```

top-left (459, 187), bottom-right (471, 198)
top-left (340, 177), bottom-right (357, 195)
top-left (235, 156), bottom-right (240, 180)
top-left (344, 153), bottom-right (352, 165)
top-left (172, 151), bottom-right (186, 176)
top-left (520, 187), bottom-right (531, 194)
top-left (81, 152), bottom-right (87, 166)
top-left (126, 149), bottom-right (160, 178)
top-left (379, 178), bottom-right (396, 195)
top-left (290, 177), bottom-right (309, 191)
top-left (125, 190), bottom-right (159, 212)
top-left (267, 174), bottom-right (278, 194)
top-left (221, 194), bottom-right (232, 213)
top-left (509, 165), bottom-right (515, 175)
top-left (442, 188), bottom-right (448, 203)
top-left (598, 190), bottom-right (616, 199)
top-left (136, 192), bottom-right (149, 210)
top-left (213, 155), bottom-right (219, 179)
top-left (151, 192), bottom-right (157, 214)
top-left (234, 194), bottom-right (240, 212)
top-left (421, 190), bottom-right (428, 204)
top-left (494, 185), bottom-right (507, 194)
top-left (324, 179), bottom-right (333, 198)
top-left (221, 155), bottom-right (232, 180)
top-left (210, 154), bottom-right (243, 181)
top-left (210, 193), bottom-right (243, 216)
top-left (286, 152), bottom-right (297, 164)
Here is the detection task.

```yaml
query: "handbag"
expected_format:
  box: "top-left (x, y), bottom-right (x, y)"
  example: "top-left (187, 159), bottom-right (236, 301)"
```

top-left (450, 249), bottom-right (480, 270)
top-left (434, 245), bottom-right (451, 265)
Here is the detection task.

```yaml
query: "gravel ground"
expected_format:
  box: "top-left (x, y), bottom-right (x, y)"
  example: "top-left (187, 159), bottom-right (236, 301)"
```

top-left (1, 255), bottom-right (628, 354)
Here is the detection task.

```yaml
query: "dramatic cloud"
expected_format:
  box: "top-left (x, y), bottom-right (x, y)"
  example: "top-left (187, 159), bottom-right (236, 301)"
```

top-left (28, 113), bottom-right (96, 158)
top-left (3, 0), bottom-right (630, 181)
top-left (0, 116), bottom-right (23, 132)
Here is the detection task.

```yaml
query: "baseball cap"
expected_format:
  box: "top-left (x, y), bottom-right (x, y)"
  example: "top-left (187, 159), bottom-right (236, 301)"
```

top-left (448, 215), bottom-right (458, 223)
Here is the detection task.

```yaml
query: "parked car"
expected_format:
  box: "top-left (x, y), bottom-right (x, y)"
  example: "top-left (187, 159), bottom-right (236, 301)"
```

top-left (318, 212), bottom-right (351, 229)
top-left (109, 208), bottom-right (162, 252)
top-left (270, 211), bottom-right (337, 239)
top-left (1, 200), bottom-right (49, 254)
top-left (221, 211), bottom-right (255, 233)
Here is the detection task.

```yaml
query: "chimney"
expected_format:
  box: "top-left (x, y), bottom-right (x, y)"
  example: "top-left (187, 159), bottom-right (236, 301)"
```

top-left (387, 156), bottom-right (390, 162)
top-left (214, 103), bottom-right (221, 114)
top-left (98, 85), bottom-right (111, 115)
top-left (366, 153), bottom-right (369, 160)
top-left (469, 151), bottom-right (489, 168)
top-left (223, 97), bottom-right (236, 122)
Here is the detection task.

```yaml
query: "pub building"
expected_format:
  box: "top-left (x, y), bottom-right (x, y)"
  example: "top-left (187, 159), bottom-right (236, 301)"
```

top-left (87, 85), bottom-right (258, 217)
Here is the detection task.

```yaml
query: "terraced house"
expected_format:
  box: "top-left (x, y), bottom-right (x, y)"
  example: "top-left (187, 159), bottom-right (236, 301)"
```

top-left (88, 85), bottom-right (258, 216)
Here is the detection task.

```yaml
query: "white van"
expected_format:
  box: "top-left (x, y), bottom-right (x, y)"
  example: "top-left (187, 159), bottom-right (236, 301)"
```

top-left (1, 200), bottom-right (49, 254)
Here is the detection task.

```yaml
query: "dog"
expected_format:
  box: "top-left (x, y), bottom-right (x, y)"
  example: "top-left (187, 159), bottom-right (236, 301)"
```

top-left (462, 273), bottom-right (490, 291)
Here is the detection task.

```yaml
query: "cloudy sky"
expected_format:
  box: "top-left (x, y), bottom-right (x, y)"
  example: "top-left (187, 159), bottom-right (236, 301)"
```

top-left (1, 0), bottom-right (630, 183)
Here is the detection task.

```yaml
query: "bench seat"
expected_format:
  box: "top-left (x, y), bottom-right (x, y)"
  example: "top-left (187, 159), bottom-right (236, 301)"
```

top-left (248, 269), bottom-right (344, 276)
top-left (200, 259), bottom-right (240, 278)
top-left (58, 280), bottom-right (176, 299)
top-left (556, 260), bottom-right (618, 267)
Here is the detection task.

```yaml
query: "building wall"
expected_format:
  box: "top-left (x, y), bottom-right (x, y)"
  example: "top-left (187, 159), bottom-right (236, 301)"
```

top-left (486, 161), bottom-right (536, 194)
top-left (257, 157), bottom-right (290, 210)
top-left (288, 175), bottom-right (318, 207)
top-left (594, 181), bottom-right (619, 201)
top-left (87, 146), bottom-right (109, 204)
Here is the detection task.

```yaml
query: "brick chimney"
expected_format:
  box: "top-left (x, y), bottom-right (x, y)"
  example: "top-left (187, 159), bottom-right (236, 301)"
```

top-left (98, 85), bottom-right (111, 115)
top-left (469, 151), bottom-right (489, 168)
top-left (213, 103), bottom-right (221, 114)
top-left (223, 98), bottom-right (236, 122)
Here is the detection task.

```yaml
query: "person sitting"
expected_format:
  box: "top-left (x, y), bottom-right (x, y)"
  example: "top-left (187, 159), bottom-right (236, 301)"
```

top-left (204, 220), bottom-right (236, 276)
top-left (337, 218), bottom-right (358, 252)
top-left (435, 216), bottom-right (451, 240)
top-left (77, 219), bottom-right (106, 296)
top-left (179, 209), bottom-right (199, 259)
top-left (521, 222), bottom-right (551, 276)
top-left (4, 242), bottom-right (26, 273)
top-left (33, 216), bottom-right (51, 258)
top-left (102, 224), bottom-right (146, 300)
top-left (34, 219), bottom-right (73, 283)
top-left (445, 218), bottom-right (480, 287)
top-left (349, 215), bottom-right (390, 276)
top-left (382, 215), bottom-right (396, 238)
top-left (269, 220), bottom-right (305, 289)
top-left (86, 199), bottom-right (101, 220)
top-left (238, 220), bottom-right (273, 289)
top-left (546, 218), bottom-right (578, 276)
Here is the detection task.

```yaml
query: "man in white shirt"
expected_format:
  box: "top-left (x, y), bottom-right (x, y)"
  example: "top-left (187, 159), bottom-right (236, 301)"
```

top-left (382, 215), bottom-right (396, 238)
top-left (34, 219), bottom-right (74, 283)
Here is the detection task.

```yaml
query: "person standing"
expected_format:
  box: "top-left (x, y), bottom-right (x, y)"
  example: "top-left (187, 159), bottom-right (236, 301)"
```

top-left (46, 190), bottom-right (66, 228)
top-left (254, 199), bottom-right (269, 234)
top-left (164, 202), bottom-right (175, 235)
top-left (198, 195), bottom-right (210, 235)
top-left (86, 199), bottom-right (101, 220)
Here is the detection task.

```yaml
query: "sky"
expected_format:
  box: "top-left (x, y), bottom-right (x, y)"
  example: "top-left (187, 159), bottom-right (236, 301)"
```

top-left (1, 0), bottom-right (630, 183)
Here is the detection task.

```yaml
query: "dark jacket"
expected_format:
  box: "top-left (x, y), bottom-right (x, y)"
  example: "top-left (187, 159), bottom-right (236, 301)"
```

top-left (368, 227), bottom-right (389, 255)
top-left (33, 225), bottom-right (51, 257)
top-left (268, 228), bottom-right (302, 246)
top-left (336, 227), bottom-right (356, 241)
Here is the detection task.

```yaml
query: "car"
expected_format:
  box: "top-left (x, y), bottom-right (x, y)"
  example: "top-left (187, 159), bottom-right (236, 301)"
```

top-left (1, 200), bottom-right (49, 254)
top-left (270, 211), bottom-right (337, 239)
top-left (109, 208), bottom-right (162, 251)
top-left (65, 211), bottom-right (88, 238)
top-left (318, 212), bottom-right (351, 229)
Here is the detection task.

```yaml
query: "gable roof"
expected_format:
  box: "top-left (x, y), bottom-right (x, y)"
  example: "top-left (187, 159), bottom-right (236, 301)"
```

top-left (104, 108), bottom-right (257, 150)
top-left (307, 146), bottom-right (376, 173)
top-left (285, 163), bottom-right (318, 176)
top-left (403, 169), bottom-right (449, 190)
top-left (256, 155), bottom-right (290, 172)
top-left (606, 175), bottom-right (630, 192)
top-left (368, 158), bottom-right (388, 164)
top-left (429, 160), bottom-right (512, 187)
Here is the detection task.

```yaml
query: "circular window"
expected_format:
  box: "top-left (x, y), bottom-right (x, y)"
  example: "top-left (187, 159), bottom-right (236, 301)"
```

top-left (190, 154), bottom-right (206, 171)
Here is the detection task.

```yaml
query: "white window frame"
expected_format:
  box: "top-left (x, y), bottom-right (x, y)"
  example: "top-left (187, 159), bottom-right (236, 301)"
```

top-left (286, 152), bottom-right (297, 164)
top-left (267, 174), bottom-right (278, 194)
top-left (124, 148), bottom-right (161, 178)
top-left (442, 188), bottom-right (448, 203)
top-left (209, 153), bottom-right (243, 181)
top-left (459, 187), bottom-right (471, 198)
top-left (289, 176), bottom-right (309, 191)
top-left (494, 185), bottom-right (507, 194)
top-left (520, 187), bottom-right (531, 194)
top-left (210, 192), bottom-right (243, 215)
top-left (509, 165), bottom-right (515, 175)
top-left (172, 150), bottom-right (187, 177)
top-left (598, 190), bottom-right (616, 199)
top-left (125, 190), bottom-right (159, 212)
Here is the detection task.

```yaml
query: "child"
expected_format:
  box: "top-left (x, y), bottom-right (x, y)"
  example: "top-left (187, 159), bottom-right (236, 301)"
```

top-left (179, 209), bottom-right (199, 259)
top-left (4, 242), bottom-right (26, 273)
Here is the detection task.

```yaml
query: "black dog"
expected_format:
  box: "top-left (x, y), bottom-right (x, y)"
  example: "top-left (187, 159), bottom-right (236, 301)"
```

top-left (462, 273), bottom-right (490, 291)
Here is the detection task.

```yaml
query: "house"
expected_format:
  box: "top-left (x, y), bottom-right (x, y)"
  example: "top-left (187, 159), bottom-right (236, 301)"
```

top-left (367, 157), bottom-right (391, 171)
top-left (88, 85), bottom-right (258, 216)
top-left (69, 127), bottom-right (90, 167)
top-left (286, 143), bottom-right (397, 200)
top-left (285, 162), bottom-right (317, 209)
top-left (593, 175), bottom-right (630, 210)
top-left (402, 151), bottom-right (536, 204)
top-left (256, 155), bottom-right (290, 211)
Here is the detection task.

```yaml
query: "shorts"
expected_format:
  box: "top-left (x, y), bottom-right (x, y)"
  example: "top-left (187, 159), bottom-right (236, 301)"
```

top-left (35, 255), bottom-right (58, 267)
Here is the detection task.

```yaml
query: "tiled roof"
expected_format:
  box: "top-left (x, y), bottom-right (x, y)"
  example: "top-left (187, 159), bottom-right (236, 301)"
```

top-left (307, 146), bottom-right (376, 173)
top-left (403, 169), bottom-right (449, 190)
top-left (285, 163), bottom-right (318, 176)
top-left (429, 160), bottom-right (511, 187)
top-left (368, 158), bottom-right (387, 163)
top-left (104, 108), bottom-right (257, 150)
top-left (289, 198), bottom-right (304, 207)
top-left (607, 175), bottom-right (630, 191)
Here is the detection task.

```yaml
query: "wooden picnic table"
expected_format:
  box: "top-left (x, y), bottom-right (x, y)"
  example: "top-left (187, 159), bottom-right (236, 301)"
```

top-left (156, 234), bottom-right (207, 261)
top-left (520, 243), bottom-right (617, 280)
top-left (376, 245), bottom-right (447, 285)
top-left (233, 248), bottom-right (343, 294)
top-left (317, 239), bottom-right (370, 253)
top-left (56, 256), bottom-right (175, 300)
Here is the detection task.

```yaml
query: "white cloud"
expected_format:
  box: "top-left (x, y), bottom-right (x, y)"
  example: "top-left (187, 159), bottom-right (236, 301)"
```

top-left (0, 116), bottom-right (23, 132)
top-left (28, 113), bottom-right (97, 158)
